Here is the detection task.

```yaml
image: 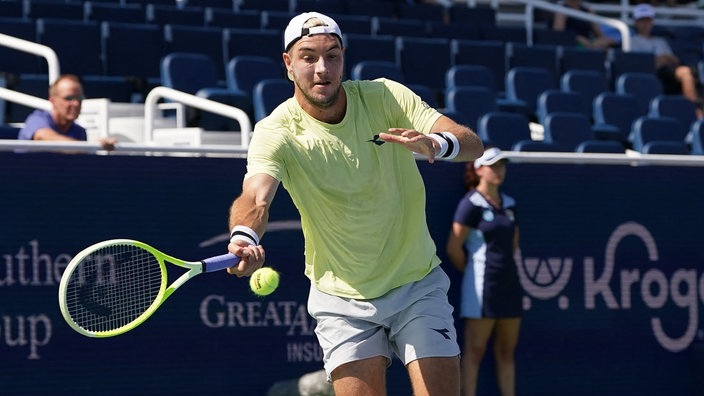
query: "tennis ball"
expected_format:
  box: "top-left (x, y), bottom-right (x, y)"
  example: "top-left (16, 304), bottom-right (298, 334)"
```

top-left (249, 267), bottom-right (279, 296)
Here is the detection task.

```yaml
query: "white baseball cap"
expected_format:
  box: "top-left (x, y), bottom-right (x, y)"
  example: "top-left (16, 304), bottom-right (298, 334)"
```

top-left (474, 147), bottom-right (509, 169)
top-left (633, 4), bottom-right (655, 20)
top-left (284, 12), bottom-right (343, 52)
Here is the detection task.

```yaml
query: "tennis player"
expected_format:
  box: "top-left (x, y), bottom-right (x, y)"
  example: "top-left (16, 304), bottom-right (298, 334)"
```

top-left (226, 12), bottom-right (483, 395)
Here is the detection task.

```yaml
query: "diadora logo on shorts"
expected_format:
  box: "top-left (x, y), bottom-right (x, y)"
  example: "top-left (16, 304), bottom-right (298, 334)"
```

top-left (517, 221), bottom-right (704, 353)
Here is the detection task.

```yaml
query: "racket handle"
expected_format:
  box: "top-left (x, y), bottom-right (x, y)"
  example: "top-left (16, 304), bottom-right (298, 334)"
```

top-left (202, 253), bottom-right (241, 272)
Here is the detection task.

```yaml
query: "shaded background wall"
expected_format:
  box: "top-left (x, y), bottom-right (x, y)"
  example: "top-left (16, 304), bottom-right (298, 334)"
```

top-left (0, 152), bottom-right (702, 395)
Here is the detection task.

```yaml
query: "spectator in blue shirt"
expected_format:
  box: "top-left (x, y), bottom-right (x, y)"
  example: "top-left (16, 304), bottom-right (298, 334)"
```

top-left (18, 74), bottom-right (116, 150)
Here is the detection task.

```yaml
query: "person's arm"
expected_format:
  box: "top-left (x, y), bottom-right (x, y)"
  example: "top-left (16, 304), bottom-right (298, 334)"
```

top-left (446, 222), bottom-right (470, 272)
top-left (33, 127), bottom-right (77, 142)
top-left (226, 173), bottom-right (280, 277)
top-left (379, 115), bottom-right (484, 163)
top-left (513, 226), bottom-right (520, 255)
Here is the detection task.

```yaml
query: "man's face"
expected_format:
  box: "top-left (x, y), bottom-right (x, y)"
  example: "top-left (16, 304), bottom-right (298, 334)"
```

top-left (284, 34), bottom-right (344, 109)
top-left (49, 79), bottom-right (83, 123)
top-left (634, 17), bottom-right (654, 35)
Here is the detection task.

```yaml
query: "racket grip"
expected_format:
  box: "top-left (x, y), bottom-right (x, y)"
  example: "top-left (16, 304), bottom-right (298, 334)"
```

top-left (202, 253), bottom-right (241, 272)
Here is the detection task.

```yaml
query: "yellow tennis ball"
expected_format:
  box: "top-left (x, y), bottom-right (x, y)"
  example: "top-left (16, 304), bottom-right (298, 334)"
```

top-left (250, 267), bottom-right (279, 296)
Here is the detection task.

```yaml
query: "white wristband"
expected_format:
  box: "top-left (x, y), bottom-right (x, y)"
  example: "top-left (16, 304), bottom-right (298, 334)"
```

top-left (230, 225), bottom-right (260, 246)
top-left (428, 133), bottom-right (449, 157)
top-left (429, 132), bottom-right (460, 159)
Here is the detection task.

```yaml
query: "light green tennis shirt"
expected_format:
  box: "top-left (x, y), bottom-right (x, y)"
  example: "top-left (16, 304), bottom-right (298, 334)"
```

top-left (245, 79), bottom-right (443, 299)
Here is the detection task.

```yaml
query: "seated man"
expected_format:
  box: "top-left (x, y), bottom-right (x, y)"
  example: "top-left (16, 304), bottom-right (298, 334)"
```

top-left (552, 0), bottom-right (617, 50)
top-left (630, 3), bottom-right (703, 118)
top-left (18, 74), bottom-right (117, 150)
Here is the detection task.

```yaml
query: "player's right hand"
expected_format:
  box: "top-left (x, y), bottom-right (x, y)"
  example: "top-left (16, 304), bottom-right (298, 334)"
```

top-left (226, 242), bottom-right (265, 277)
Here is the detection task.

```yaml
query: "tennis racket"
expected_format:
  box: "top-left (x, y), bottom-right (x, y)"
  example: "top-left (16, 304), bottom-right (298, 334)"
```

top-left (58, 239), bottom-right (240, 338)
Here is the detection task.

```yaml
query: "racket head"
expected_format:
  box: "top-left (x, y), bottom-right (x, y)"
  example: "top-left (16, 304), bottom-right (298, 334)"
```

top-left (58, 239), bottom-right (169, 337)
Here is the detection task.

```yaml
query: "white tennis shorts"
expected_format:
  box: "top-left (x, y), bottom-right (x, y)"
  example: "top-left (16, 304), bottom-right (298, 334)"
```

top-left (307, 266), bottom-right (460, 378)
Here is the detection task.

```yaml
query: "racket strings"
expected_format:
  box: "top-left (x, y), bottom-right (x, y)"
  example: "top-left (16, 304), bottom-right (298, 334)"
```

top-left (64, 244), bottom-right (164, 333)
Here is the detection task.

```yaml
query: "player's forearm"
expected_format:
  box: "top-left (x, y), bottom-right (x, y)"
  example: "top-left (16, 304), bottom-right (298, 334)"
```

top-left (228, 174), bottom-right (279, 239)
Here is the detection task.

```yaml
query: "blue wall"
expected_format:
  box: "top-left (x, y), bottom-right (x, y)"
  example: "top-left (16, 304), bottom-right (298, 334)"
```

top-left (0, 153), bottom-right (702, 395)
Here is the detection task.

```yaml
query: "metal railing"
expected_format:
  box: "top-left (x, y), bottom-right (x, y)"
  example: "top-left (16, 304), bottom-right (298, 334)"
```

top-left (0, 33), bottom-right (60, 84)
top-left (143, 86), bottom-right (252, 147)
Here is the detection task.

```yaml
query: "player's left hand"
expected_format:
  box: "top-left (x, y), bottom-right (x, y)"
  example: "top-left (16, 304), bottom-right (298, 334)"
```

top-left (379, 128), bottom-right (437, 163)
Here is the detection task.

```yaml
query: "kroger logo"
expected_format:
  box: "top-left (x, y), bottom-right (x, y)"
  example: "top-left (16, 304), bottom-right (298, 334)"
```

top-left (517, 221), bottom-right (704, 353)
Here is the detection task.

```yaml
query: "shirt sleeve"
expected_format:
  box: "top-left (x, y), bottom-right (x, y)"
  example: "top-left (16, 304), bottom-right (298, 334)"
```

top-left (453, 194), bottom-right (482, 229)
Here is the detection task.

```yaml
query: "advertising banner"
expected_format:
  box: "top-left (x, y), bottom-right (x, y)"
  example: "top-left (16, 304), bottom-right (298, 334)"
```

top-left (0, 153), bottom-right (701, 395)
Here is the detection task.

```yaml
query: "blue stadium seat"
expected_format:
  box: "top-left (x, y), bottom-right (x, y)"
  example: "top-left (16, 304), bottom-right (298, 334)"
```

top-left (294, 0), bottom-right (346, 15)
top-left (560, 69), bottom-right (609, 118)
top-left (689, 119), bottom-right (704, 155)
top-left (543, 112), bottom-right (620, 152)
top-left (592, 92), bottom-right (640, 143)
top-left (27, 1), bottom-right (84, 20)
top-left (224, 28), bottom-right (281, 64)
top-left (252, 79), bottom-right (293, 122)
top-left (397, 37), bottom-right (451, 101)
top-left (0, 17), bottom-right (41, 75)
top-left (447, 5), bottom-right (496, 27)
top-left (615, 72), bottom-right (663, 116)
top-left (559, 47), bottom-right (608, 75)
top-left (641, 141), bottom-right (690, 155)
top-left (428, 21), bottom-right (480, 40)
top-left (451, 40), bottom-right (506, 92)
top-left (326, 14), bottom-right (373, 35)
top-left (477, 111), bottom-right (533, 151)
top-left (576, 140), bottom-right (625, 153)
top-left (481, 26), bottom-right (526, 43)
top-left (6, 74), bottom-right (49, 124)
top-left (226, 56), bottom-right (283, 97)
top-left (165, 25), bottom-right (227, 81)
top-left (346, 1), bottom-right (395, 18)
top-left (608, 50), bottom-right (656, 87)
top-left (0, 1), bottom-right (23, 18)
top-left (0, 125), bottom-right (20, 139)
top-left (512, 140), bottom-right (562, 152)
top-left (82, 75), bottom-right (135, 103)
top-left (373, 17), bottom-right (429, 38)
top-left (343, 34), bottom-right (397, 77)
top-left (146, 4), bottom-right (205, 26)
top-left (507, 43), bottom-right (559, 84)
top-left (536, 90), bottom-right (584, 123)
top-left (351, 61), bottom-right (404, 82)
top-left (238, 0), bottom-right (292, 13)
top-left (37, 19), bottom-right (103, 76)
top-left (205, 9), bottom-right (261, 29)
top-left (188, 0), bottom-right (234, 9)
top-left (445, 86), bottom-right (498, 131)
top-left (648, 94), bottom-right (698, 139)
top-left (261, 11), bottom-right (295, 32)
top-left (161, 52), bottom-right (251, 131)
top-left (505, 66), bottom-right (556, 120)
top-left (102, 22), bottom-right (167, 82)
top-left (533, 28), bottom-right (576, 46)
top-left (445, 65), bottom-right (496, 91)
top-left (629, 116), bottom-right (687, 153)
top-left (85, 2), bottom-right (146, 24)
top-left (407, 84), bottom-right (438, 109)
top-left (395, 2), bottom-right (446, 23)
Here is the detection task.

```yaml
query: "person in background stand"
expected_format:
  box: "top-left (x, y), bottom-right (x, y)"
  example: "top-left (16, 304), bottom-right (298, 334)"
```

top-left (630, 3), bottom-right (703, 118)
top-left (18, 74), bottom-right (117, 150)
top-left (446, 147), bottom-right (522, 396)
top-left (552, 0), bottom-right (618, 49)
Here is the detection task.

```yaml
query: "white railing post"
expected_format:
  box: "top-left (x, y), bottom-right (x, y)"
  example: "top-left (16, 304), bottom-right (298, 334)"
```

top-left (0, 33), bottom-right (60, 84)
top-left (144, 86), bottom-right (252, 147)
